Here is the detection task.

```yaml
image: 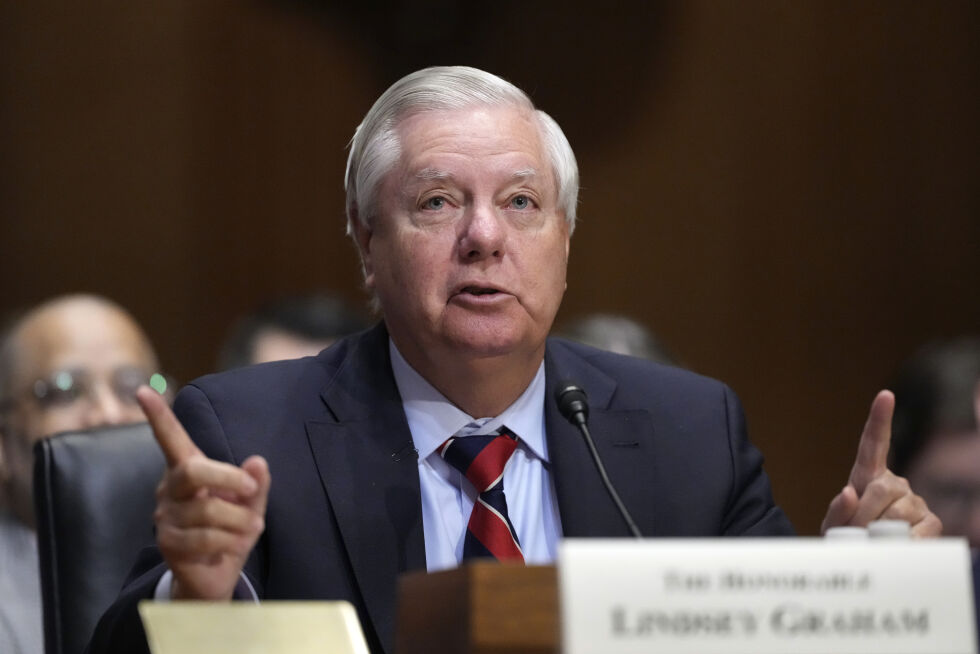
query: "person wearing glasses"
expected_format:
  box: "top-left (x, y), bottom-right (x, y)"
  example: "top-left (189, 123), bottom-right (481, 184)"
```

top-left (0, 293), bottom-right (166, 654)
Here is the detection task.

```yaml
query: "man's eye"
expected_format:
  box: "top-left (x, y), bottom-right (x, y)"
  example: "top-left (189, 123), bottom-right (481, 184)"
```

top-left (35, 377), bottom-right (83, 408)
top-left (510, 195), bottom-right (532, 210)
top-left (46, 387), bottom-right (81, 406)
top-left (423, 196), bottom-right (446, 210)
top-left (113, 367), bottom-right (152, 405)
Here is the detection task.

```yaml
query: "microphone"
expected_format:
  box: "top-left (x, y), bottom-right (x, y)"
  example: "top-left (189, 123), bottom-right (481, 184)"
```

top-left (555, 381), bottom-right (642, 538)
top-left (555, 383), bottom-right (589, 427)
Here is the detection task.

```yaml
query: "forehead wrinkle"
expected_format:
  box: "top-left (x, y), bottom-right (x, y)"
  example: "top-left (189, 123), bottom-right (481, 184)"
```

top-left (412, 167), bottom-right (539, 186)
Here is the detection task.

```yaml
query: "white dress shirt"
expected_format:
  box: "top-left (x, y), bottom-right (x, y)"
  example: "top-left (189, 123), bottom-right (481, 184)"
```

top-left (389, 340), bottom-right (563, 571)
top-left (0, 509), bottom-right (43, 654)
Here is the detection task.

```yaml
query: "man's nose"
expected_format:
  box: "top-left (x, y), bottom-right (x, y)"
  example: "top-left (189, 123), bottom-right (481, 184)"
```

top-left (82, 384), bottom-right (137, 428)
top-left (458, 202), bottom-right (505, 260)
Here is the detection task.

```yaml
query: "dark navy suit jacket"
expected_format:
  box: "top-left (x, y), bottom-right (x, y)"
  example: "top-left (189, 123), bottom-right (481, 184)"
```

top-left (87, 322), bottom-right (793, 654)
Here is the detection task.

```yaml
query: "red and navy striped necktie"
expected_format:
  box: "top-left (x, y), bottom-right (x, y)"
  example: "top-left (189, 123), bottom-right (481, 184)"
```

top-left (438, 427), bottom-right (525, 563)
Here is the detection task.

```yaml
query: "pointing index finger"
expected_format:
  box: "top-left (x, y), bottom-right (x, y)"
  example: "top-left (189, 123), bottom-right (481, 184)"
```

top-left (848, 389), bottom-right (895, 495)
top-left (137, 385), bottom-right (201, 467)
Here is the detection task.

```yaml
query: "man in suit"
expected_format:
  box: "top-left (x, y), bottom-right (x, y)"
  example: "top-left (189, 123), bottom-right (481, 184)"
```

top-left (89, 66), bottom-right (939, 654)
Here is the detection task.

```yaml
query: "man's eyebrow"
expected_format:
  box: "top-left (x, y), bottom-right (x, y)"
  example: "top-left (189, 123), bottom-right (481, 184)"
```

top-left (512, 168), bottom-right (538, 179)
top-left (415, 168), bottom-right (453, 181)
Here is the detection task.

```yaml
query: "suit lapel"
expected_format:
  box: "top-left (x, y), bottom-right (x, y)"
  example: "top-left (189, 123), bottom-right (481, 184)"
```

top-left (544, 341), bottom-right (655, 537)
top-left (305, 324), bottom-right (424, 654)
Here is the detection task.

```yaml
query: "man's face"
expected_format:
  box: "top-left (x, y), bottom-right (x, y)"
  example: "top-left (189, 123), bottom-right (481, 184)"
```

top-left (354, 105), bottom-right (570, 371)
top-left (0, 299), bottom-right (156, 527)
top-left (906, 430), bottom-right (980, 548)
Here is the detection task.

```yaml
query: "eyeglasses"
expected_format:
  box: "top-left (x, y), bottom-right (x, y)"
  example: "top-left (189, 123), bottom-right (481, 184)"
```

top-left (0, 366), bottom-right (170, 413)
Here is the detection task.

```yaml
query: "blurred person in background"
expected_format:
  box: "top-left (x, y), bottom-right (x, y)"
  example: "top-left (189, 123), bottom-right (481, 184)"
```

top-left (889, 337), bottom-right (980, 548)
top-left (558, 313), bottom-right (678, 365)
top-left (0, 294), bottom-right (165, 654)
top-left (218, 292), bottom-right (368, 370)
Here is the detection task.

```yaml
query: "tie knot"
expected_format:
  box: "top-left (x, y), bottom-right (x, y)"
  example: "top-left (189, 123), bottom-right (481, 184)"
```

top-left (439, 428), bottom-right (518, 493)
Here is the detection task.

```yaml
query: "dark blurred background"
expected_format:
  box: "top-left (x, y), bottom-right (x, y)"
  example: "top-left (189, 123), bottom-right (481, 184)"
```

top-left (1, 1), bottom-right (977, 533)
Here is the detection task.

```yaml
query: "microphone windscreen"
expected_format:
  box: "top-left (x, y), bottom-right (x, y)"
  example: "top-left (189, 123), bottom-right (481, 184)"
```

top-left (555, 381), bottom-right (589, 423)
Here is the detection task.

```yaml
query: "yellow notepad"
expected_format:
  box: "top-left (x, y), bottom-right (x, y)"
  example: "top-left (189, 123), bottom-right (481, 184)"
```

top-left (138, 600), bottom-right (371, 654)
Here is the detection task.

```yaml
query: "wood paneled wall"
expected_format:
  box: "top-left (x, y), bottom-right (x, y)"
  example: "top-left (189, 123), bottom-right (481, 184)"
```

top-left (1, 1), bottom-right (977, 533)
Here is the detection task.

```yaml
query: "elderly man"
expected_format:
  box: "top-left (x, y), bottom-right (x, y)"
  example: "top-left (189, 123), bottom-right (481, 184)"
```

top-left (89, 67), bottom-right (939, 654)
top-left (0, 294), bottom-right (163, 654)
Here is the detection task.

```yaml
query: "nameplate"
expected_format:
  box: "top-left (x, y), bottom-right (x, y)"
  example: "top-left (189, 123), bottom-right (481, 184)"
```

top-left (138, 600), bottom-right (370, 654)
top-left (559, 538), bottom-right (976, 654)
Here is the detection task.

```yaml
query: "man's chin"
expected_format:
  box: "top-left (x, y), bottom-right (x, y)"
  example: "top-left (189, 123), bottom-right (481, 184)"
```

top-left (443, 325), bottom-right (539, 361)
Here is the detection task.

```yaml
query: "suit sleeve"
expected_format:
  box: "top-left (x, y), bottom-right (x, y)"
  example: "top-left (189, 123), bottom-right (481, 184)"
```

top-left (719, 385), bottom-right (796, 536)
top-left (85, 384), bottom-right (266, 654)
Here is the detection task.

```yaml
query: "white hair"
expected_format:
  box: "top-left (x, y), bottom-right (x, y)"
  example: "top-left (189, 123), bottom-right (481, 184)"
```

top-left (344, 66), bottom-right (579, 235)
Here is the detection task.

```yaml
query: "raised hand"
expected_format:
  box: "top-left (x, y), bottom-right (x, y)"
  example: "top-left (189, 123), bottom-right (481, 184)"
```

top-left (820, 390), bottom-right (942, 537)
top-left (137, 386), bottom-right (270, 599)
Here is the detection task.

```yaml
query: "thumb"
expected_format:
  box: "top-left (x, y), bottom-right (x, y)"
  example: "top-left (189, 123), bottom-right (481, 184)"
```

top-left (821, 485), bottom-right (859, 534)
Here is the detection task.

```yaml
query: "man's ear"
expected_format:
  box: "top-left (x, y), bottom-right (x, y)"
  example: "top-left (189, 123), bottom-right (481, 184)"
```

top-left (350, 208), bottom-right (376, 290)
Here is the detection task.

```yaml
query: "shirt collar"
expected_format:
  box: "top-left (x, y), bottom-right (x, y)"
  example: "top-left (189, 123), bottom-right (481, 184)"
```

top-left (388, 338), bottom-right (549, 462)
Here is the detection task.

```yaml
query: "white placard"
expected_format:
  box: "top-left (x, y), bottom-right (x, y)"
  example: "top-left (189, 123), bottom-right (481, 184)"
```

top-left (559, 538), bottom-right (976, 654)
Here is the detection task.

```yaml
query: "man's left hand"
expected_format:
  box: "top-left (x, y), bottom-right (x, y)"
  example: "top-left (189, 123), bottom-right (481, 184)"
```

top-left (820, 390), bottom-right (942, 537)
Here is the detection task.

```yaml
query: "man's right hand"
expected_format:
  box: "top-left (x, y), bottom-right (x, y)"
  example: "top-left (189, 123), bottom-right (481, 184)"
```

top-left (137, 386), bottom-right (270, 600)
